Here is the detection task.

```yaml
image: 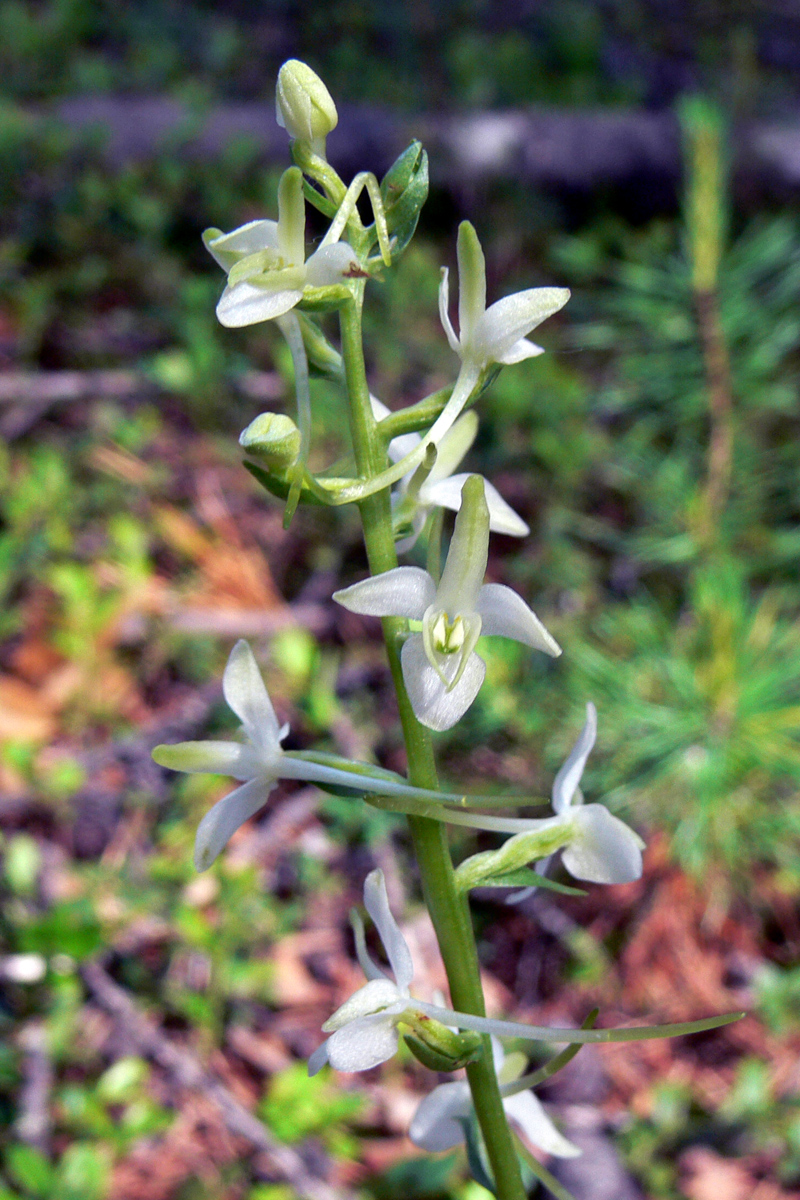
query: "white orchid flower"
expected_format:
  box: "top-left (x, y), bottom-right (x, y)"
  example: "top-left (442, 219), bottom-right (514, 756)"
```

top-left (454, 704), bottom-right (645, 889)
top-left (311, 870), bottom-right (732, 1075)
top-left (370, 396), bottom-right (528, 550)
top-left (152, 640), bottom-right (443, 871)
top-left (409, 1036), bottom-right (580, 1159)
top-left (334, 475), bottom-right (559, 731)
top-left (203, 166), bottom-right (360, 329)
top-left (326, 223), bottom-right (569, 505)
top-left (309, 869), bottom-right (417, 1074)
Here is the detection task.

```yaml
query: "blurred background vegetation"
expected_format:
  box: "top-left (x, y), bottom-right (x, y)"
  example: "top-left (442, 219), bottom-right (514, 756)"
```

top-left (2, 3), bottom-right (800, 1199)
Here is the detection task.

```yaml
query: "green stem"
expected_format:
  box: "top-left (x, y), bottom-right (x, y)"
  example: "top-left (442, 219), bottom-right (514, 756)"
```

top-left (339, 294), bottom-right (527, 1200)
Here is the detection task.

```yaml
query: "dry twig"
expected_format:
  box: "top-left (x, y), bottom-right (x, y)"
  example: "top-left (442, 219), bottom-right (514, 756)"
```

top-left (81, 960), bottom-right (350, 1200)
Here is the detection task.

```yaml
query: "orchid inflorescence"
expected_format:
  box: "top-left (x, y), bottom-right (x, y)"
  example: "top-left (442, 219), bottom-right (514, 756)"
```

top-left (153, 58), bottom-right (743, 1200)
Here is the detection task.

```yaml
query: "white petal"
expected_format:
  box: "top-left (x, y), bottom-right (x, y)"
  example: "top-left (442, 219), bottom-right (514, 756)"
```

top-left (552, 703), bottom-right (597, 814)
top-left (216, 281), bottom-right (304, 327)
top-left (401, 636), bottom-right (486, 732)
top-left (194, 777), bottom-right (272, 871)
top-left (363, 869), bottom-right (414, 991)
top-left (503, 1091), bottom-right (581, 1158)
top-left (438, 266), bottom-right (461, 354)
top-left (423, 475), bottom-right (529, 537)
top-left (333, 567), bottom-right (436, 620)
top-left (409, 1082), bottom-right (472, 1151)
top-left (322, 979), bottom-right (404, 1031)
top-left (561, 805), bottom-right (644, 884)
top-left (152, 740), bottom-right (260, 781)
top-left (475, 584), bottom-right (561, 655)
top-left (495, 337), bottom-right (545, 365)
top-left (203, 220), bottom-right (280, 272)
top-left (370, 395), bottom-right (424, 468)
top-left (474, 287), bottom-right (570, 363)
top-left (305, 241), bottom-right (360, 286)
top-left (325, 1013), bottom-right (400, 1072)
top-left (223, 640), bottom-right (283, 756)
top-left (308, 1040), bottom-right (330, 1076)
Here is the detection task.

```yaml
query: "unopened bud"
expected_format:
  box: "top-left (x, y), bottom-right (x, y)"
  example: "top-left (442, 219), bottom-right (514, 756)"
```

top-left (276, 60), bottom-right (338, 154)
top-left (240, 412), bottom-right (301, 467)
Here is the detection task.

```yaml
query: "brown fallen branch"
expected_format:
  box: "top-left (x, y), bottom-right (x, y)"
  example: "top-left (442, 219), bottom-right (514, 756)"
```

top-left (40, 95), bottom-right (800, 206)
top-left (81, 960), bottom-right (349, 1200)
top-left (14, 1021), bottom-right (53, 1156)
top-left (0, 369), bottom-right (284, 438)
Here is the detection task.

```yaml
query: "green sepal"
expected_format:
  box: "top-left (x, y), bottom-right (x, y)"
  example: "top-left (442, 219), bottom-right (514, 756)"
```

top-left (243, 459), bottom-right (326, 506)
top-left (464, 1115), bottom-right (496, 1196)
top-left (403, 1033), bottom-right (482, 1072)
top-left (469, 868), bottom-right (586, 897)
top-left (298, 283), bottom-right (361, 314)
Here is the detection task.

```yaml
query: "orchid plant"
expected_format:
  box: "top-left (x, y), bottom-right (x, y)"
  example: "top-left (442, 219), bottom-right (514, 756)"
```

top-left (154, 58), bottom-right (742, 1200)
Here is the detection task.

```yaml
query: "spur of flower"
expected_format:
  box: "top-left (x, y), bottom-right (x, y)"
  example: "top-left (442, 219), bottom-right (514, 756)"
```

top-left (409, 1035), bottom-right (580, 1159)
top-left (152, 640), bottom-right (440, 870)
top-left (203, 166), bottom-right (361, 328)
top-left (333, 475), bottom-right (559, 731)
top-left (370, 396), bottom-right (528, 549)
top-left (454, 702), bottom-right (645, 890)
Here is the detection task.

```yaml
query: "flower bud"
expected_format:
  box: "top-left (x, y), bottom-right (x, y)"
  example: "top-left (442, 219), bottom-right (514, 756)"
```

top-left (276, 59), bottom-right (338, 154)
top-left (239, 412), bottom-right (301, 468)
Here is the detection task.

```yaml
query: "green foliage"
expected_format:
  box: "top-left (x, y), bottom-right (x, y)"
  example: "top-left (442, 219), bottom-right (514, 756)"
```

top-left (260, 1063), bottom-right (364, 1155)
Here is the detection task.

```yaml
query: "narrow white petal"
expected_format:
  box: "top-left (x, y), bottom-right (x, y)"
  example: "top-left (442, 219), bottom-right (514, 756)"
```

top-left (194, 777), bottom-right (272, 871)
top-left (152, 740), bottom-right (259, 781)
top-left (351, 909), bottom-right (387, 982)
top-left (495, 337), bottom-right (545, 365)
top-left (333, 567), bottom-right (436, 620)
top-left (325, 1013), bottom-right (400, 1072)
top-left (475, 584), bottom-right (561, 655)
top-left (438, 267), bottom-right (461, 354)
top-left (370, 395), bottom-right (422, 468)
top-left (364, 869), bottom-right (414, 991)
top-left (308, 1040), bottom-right (331, 1076)
top-left (409, 1082), bottom-right (472, 1151)
top-left (474, 287), bottom-right (570, 363)
top-left (552, 703), bottom-right (597, 813)
top-left (203, 220), bottom-right (280, 271)
top-left (322, 979), bottom-right (404, 1031)
top-left (305, 241), bottom-right (360, 286)
top-left (401, 636), bottom-right (486, 732)
top-left (216, 281), bottom-right (304, 328)
top-left (423, 475), bottom-right (529, 537)
top-left (223, 640), bottom-right (283, 756)
top-left (503, 1091), bottom-right (581, 1158)
top-left (561, 805), bottom-right (644, 884)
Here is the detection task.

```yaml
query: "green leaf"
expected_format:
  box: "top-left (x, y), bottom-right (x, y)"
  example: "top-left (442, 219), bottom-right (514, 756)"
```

top-left (471, 868), bottom-right (586, 896)
top-left (515, 1136), bottom-right (577, 1200)
top-left (5, 1144), bottom-right (54, 1197)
